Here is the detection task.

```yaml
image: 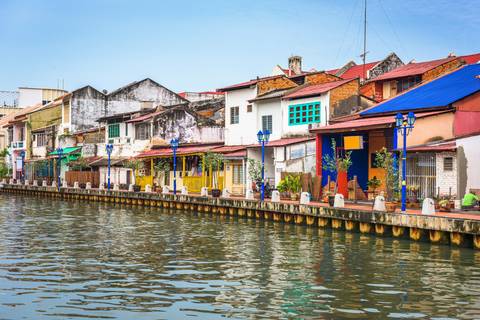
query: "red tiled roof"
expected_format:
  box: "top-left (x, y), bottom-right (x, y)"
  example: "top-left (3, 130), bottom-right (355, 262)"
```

top-left (223, 150), bottom-right (247, 157)
top-left (178, 92), bottom-right (186, 98)
top-left (217, 76), bottom-right (282, 92)
top-left (460, 53), bottom-right (480, 65)
top-left (326, 69), bottom-right (339, 75)
top-left (134, 145), bottom-right (221, 158)
top-left (403, 141), bottom-right (456, 152)
top-left (310, 110), bottom-right (451, 134)
top-left (125, 110), bottom-right (165, 123)
top-left (372, 57), bottom-right (459, 81)
top-left (339, 61), bottom-right (379, 79)
top-left (211, 145), bottom-right (247, 153)
top-left (247, 137), bottom-right (315, 148)
top-left (282, 79), bottom-right (355, 99)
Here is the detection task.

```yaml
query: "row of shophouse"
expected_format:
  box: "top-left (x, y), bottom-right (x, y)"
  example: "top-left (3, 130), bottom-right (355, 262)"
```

top-left (2, 52), bottom-right (480, 200)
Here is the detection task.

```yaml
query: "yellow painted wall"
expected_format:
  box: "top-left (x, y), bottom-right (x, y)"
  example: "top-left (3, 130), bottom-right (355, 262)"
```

top-left (28, 105), bottom-right (62, 131)
top-left (397, 112), bottom-right (454, 148)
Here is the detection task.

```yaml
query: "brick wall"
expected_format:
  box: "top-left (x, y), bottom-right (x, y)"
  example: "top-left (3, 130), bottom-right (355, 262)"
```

top-left (436, 152), bottom-right (457, 198)
top-left (360, 82), bottom-right (374, 99)
top-left (330, 79), bottom-right (359, 117)
top-left (257, 77), bottom-right (298, 95)
top-left (306, 73), bottom-right (338, 85)
top-left (423, 58), bottom-right (464, 82)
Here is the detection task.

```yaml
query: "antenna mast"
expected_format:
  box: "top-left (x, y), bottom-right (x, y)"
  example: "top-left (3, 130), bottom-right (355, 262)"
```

top-left (363, 0), bottom-right (367, 81)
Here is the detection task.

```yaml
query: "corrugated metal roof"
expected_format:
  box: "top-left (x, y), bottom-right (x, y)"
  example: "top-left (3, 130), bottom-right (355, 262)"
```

top-left (360, 64), bottom-right (480, 115)
top-left (372, 57), bottom-right (458, 81)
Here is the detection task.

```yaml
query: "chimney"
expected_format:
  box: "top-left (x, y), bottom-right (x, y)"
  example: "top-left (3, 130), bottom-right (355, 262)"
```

top-left (288, 56), bottom-right (302, 75)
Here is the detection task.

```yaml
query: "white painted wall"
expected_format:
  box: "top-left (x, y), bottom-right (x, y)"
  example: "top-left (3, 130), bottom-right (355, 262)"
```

top-left (255, 99), bottom-right (282, 142)
top-left (18, 88), bottom-right (42, 108)
top-left (224, 87), bottom-right (257, 146)
top-left (456, 135), bottom-right (480, 197)
top-left (281, 94), bottom-right (329, 137)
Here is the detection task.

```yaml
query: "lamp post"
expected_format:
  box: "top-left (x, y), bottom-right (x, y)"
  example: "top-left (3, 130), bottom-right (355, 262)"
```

top-left (256, 129), bottom-right (270, 201)
top-left (57, 148), bottom-right (63, 186)
top-left (395, 110), bottom-right (416, 213)
top-left (106, 144), bottom-right (114, 190)
top-left (170, 138), bottom-right (179, 195)
top-left (20, 151), bottom-right (25, 182)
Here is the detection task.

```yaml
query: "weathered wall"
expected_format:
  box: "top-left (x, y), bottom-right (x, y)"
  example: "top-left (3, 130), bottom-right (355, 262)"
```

top-left (305, 73), bottom-right (338, 85)
top-left (330, 79), bottom-right (360, 119)
top-left (184, 92), bottom-right (224, 102)
top-left (70, 86), bottom-right (106, 133)
top-left (368, 53), bottom-right (404, 80)
top-left (397, 112), bottom-right (454, 148)
top-left (422, 58), bottom-right (464, 82)
top-left (257, 77), bottom-right (297, 95)
top-left (106, 79), bottom-right (187, 114)
top-left (152, 110), bottom-right (223, 145)
top-left (28, 105), bottom-right (62, 131)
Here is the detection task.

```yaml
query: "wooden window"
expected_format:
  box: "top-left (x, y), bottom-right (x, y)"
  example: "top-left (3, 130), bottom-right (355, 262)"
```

top-left (7, 129), bottom-right (13, 143)
top-left (230, 107), bottom-right (239, 124)
top-left (233, 165), bottom-right (244, 184)
top-left (19, 127), bottom-right (24, 141)
top-left (135, 123), bottom-right (151, 140)
top-left (63, 101), bottom-right (70, 123)
top-left (262, 115), bottom-right (272, 133)
top-left (247, 104), bottom-right (252, 113)
top-left (444, 157), bottom-right (453, 171)
top-left (288, 102), bottom-right (321, 126)
top-left (108, 124), bottom-right (120, 138)
top-left (36, 134), bottom-right (46, 147)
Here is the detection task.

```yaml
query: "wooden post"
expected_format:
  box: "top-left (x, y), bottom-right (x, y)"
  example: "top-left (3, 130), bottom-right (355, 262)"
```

top-left (354, 175), bottom-right (357, 203)
top-left (327, 175), bottom-right (331, 193)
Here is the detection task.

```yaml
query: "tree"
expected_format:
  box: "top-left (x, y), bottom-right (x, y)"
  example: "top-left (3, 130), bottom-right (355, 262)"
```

top-left (71, 156), bottom-right (91, 184)
top-left (27, 159), bottom-right (48, 181)
top-left (153, 159), bottom-right (171, 186)
top-left (374, 147), bottom-right (401, 202)
top-left (0, 161), bottom-right (12, 179)
top-left (199, 150), bottom-right (228, 189)
top-left (322, 138), bottom-right (352, 195)
top-left (246, 157), bottom-right (264, 183)
top-left (123, 158), bottom-right (146, 185)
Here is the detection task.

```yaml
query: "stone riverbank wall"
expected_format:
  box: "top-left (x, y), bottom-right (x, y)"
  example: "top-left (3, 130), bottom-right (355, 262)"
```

top-left (3, 184), bottom-right (480, 249)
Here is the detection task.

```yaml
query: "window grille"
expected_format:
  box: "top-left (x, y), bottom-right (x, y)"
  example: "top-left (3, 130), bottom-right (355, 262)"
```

top-left (36, 134), bottom-right (46, 147)
top-left (288, 102), bottom-right (321, 125)
top-left (230, 107), bottom-right (239, 124)
top-left (108, 124), bottom-right (120, 138)
top-left (262, 115), bottom-right (272, 133)
top-left (233, 165), bottom-right (244, 184)
top-left (135, 123), bottom-right (150, 140)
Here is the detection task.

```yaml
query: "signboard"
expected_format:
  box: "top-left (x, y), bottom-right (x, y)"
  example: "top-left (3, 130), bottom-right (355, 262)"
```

top-left (344, 136), bottom-right (364, 150)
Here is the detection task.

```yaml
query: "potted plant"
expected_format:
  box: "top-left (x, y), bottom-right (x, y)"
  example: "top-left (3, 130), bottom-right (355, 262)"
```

top-left (153, 159), bottom-right (171, 192)
top-left (374, 147), bottom-right (401, 212)
top-left (366, 176), bottom-right (382, 200)
top-left (276, 180), bottom-right (288, 198)
top-left (287, 173), bottom-right (301, 201)
top-left (439, 199), bottom-right (450, 211)
top-left (247, 157), bottom-right (264, 199)
top-left (406, 184), bottom-right (420, 204)
top-left (71, 156), bottom-right (91, 189)
top-left (123, 158), bottom-right (146, 192)
top-left (322, 138), bottom-right (352, 205)
top-left (199, 150), bottom-right (229, 197)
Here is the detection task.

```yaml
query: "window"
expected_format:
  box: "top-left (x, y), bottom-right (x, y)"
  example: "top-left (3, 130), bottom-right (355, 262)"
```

top-left (36, 134), bottom-right (46, 147)
top-left (7, 129), bottom-right (13, 143)
top-left (19, 127), bottom-right (24, 141)
top-left (397, 76), bottom-right (422, 94)
top-left (108, 124), bottom-right (120, 138)
top-left (288, 102), bottom-right (321, 126)
top-left (125, 123), bottom-right (128, 136)
top-left (135, 123), bottom-right (151, 140)
top-left (247, 104), bottom-right (252, 113)
top-left (233, 165), bottom-right (244, 184)
top-left (444, 157), bottom-right (453, 171)
top-left (230, 106), bottom-right (239, 124)
top-left (262, 115), bottom-right (272, 133)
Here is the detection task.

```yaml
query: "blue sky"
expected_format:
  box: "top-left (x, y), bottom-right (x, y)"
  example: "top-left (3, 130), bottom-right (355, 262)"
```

top-left (1, 0), bottom-right (479, 94)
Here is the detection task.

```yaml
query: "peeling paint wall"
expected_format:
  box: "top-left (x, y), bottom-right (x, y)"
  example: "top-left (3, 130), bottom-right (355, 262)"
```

top-left (106, 79), bottom-right (187, 114)
top-left (305, 73), bottom-right (338, 85)
top-left (368, 53), bottom-right (404, 80)
top-left (70, 86), bottom-right (105, 133)
top-left (330, 79), bottom-right (360, 119)
top-left (423, 58), bottom-right (464, 82)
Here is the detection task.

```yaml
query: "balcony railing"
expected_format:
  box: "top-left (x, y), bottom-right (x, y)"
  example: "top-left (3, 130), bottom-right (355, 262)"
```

top-left (12, 141), bottom-right (25, 149)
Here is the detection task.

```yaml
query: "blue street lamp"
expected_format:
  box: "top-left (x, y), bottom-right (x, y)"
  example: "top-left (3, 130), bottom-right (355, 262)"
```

top-left (170, 138), bottom-right (179, 195)
top-left (20, 151), bottom-right (25, 182)
top-left (257, 129), bottom-right (270, 201)
top-left (395, 110), bottom-right (416, 213)
top-left (57, 148), bottom-right (63, 186)
top-left (106, 144), bottom-right (114, 190)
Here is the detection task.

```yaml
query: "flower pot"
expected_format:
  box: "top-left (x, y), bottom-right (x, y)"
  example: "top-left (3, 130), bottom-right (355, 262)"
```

top-left (132, 185), bottom-right (141, 192)
top-left (385, 202), bottom-right (397, 212)
top-left (408, 195), bottom-right (417, 204)
top-left (212, 188), bottom-right (221, 198)
top-left (328, 195), bottom-right (335, 207)
top-left (440, 206), bottom-right (450, 212)
top-left (291, 193), bottom-right (297, 201)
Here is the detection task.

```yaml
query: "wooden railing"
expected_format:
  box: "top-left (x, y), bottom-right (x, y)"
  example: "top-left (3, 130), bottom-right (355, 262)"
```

top-left (135, 175), bottom-right (153, 191)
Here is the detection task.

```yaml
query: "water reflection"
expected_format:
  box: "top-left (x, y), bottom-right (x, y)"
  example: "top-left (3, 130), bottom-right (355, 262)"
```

top-left (0, 194), bottom-right (480, 319)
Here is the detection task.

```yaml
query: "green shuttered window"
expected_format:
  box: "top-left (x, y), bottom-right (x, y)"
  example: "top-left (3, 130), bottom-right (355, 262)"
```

top-left (288, 101), bottom-right (321, 126)
top-left (108, 124), bottom-right (120, 138)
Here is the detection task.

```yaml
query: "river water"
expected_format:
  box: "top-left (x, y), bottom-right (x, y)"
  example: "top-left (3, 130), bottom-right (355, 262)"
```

top-left (1, 195), bottom-right (480, 319)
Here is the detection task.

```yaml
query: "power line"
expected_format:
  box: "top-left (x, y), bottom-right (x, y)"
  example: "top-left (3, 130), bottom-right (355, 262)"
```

top-left (377, 0), bottom-right (409, 61)
top-left (333, 0), bottom-right (360, 68)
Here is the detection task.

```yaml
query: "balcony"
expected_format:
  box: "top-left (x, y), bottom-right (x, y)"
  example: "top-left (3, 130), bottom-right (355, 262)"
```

top-left (12, 141), bottom-right (26, 150)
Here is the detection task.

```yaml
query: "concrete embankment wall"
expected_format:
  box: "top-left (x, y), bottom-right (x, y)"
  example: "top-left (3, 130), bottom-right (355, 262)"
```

top-left (3, 184), bottom-right (480, 249)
